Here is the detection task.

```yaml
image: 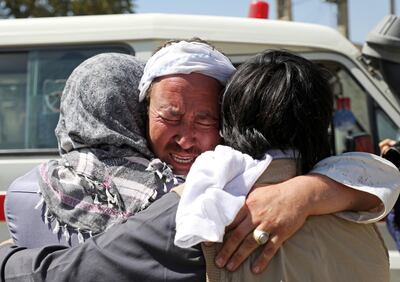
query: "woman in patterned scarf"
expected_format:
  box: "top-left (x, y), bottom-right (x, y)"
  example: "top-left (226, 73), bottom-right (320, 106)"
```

top-left (6, 53), bottom-right (169, 247)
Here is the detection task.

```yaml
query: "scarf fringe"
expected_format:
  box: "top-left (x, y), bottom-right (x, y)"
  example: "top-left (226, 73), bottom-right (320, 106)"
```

top-left (34, 195), bottom-right (95, 245)
top-left (34, 157), bottom-right (179, 246)
top-left (146, 159), bottom-right (180, 192)
top-left (63, 224), bottom-right (71, 243)
top-left (94, 194), bottom-right (100, 205)
top-left (44, 206), bottom-right (50, 225)
top-left (34, 197), bottom-right (45, 210)
top-left (77, 228), bottom-right (84, 244)
top-left (105, 188), bottom-right (121, 208)
top-left (52, 219), bottom-right (60, 234)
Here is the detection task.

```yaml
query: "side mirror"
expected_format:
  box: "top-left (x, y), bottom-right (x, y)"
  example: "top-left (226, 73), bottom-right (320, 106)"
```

top-left (362, 15), bottom-right (400, 99)
top-left (345, 133), bottom-right (374, 153)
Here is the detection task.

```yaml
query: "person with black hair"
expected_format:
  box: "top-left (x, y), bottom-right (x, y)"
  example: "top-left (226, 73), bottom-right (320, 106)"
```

top-left (175, 50), bottom-right (391, 281)
top-left (221, 50), bottom-right (332, 171)
top-left (212, 50), bottom-right (398, 274)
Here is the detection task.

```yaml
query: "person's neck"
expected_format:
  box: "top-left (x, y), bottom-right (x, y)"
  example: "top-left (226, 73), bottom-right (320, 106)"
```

top-left (256, 158), bottom-right (300, 185)
top-left (266, 149), bottom-right (299, 160)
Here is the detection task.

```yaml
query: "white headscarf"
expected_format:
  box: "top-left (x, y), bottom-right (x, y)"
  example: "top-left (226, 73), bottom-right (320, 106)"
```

top-left (138, 41), bottom-right (236, 101)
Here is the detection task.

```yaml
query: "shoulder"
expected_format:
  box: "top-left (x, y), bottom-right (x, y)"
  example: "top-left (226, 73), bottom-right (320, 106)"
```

top-left (8, 166), bottom-right (41, 193)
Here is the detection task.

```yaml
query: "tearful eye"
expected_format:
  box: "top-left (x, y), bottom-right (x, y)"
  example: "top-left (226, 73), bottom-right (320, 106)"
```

top-left (160, 114), bottom-right (181, 124)
top-left (153, 107), bottom-right (182, 124)
top-left (195, 117), bottom-right (218, 128)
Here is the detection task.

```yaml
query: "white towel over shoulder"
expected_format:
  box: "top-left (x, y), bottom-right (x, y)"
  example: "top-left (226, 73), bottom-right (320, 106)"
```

top-left (174, 145), bottom-right (272, 248)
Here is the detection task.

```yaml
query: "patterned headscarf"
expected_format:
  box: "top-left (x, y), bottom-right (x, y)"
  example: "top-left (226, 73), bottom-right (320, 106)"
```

top-left (38, 53), bottom-right (167, 242)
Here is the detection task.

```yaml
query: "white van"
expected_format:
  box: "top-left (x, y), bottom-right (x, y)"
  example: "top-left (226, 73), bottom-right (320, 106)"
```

top-left (1, 13), bottom-right (399, 189)
top-left (1, 12), bottom-right (400, 276)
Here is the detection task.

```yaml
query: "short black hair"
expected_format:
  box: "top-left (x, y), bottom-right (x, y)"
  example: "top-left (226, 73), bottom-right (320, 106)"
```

top-left (221, 50), bottom-right (333, 173)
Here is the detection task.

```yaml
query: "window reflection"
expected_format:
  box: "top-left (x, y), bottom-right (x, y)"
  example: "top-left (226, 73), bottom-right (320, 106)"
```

top-left (0, 46), bottom-right (131, 150)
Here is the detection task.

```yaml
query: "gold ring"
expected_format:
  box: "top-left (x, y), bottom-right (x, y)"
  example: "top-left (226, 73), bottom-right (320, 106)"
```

top-left (253, 229), bottom-right (270, 245)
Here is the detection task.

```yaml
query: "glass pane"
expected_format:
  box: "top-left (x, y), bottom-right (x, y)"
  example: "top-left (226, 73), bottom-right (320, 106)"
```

top-left (0, 52), bottom-right (28, 150)
top-left (376, 107), bottom-right (400, 142)
top-left (0, 45), bottom-right (131, 150)
top-left (328, 67), bottom-right (373, 154)
top-left (336, 69), bottom-right (372, 133)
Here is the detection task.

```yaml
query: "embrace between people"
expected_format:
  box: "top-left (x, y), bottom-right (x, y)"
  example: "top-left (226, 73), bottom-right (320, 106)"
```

top-left (2, 38), bottom-right (400, 281)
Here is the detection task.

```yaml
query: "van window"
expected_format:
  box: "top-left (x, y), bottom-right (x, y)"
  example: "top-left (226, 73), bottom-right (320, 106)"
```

top-left (331, 68), bottom-right (374, 154)
top-left (326, 65), bottom-right (399, 154)
top-left (376, 106), bottom-right (400, 142)
top-left (0, 45), bottom-right (132, 151)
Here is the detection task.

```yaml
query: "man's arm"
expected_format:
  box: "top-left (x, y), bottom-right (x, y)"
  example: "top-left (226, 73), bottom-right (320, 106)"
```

top-left (0, 193), bottom-right (205, 282)
top-left (215, 174), bottom-right (380, 273)
top-left (215, 153), bottom-right (400, 273)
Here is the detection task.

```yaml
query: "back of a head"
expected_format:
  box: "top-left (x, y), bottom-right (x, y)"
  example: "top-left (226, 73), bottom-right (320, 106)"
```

top-left (56, 53), bottom-right (153, 159)
top-left (221, 50), bottom-right (333, 172)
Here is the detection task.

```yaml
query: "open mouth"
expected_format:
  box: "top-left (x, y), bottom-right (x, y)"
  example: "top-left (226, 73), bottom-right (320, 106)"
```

top-left (170, 154), bottom-right (196, 164)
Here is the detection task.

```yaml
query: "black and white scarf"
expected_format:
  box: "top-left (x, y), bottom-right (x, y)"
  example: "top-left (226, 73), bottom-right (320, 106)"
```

top-left (37, 53), bottom-right (175, 243)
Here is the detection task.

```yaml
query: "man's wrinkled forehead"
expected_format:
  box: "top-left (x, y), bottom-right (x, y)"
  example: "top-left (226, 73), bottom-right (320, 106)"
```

top-left (138, 40), bottom-right (236, 102)
top-left (148, 73), bottom-right (222, 111)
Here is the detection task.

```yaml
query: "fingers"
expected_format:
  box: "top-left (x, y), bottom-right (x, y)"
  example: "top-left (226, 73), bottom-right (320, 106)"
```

top-left (223, 230), bottom-right (260, 271)
top-left (251, 235), bottom-right (280, 274)
top-left (203, 241), bottom-right (214, 247)
top-left (0, 238), bottom-right (14, 246)
top-left (225, 205), bottom-right (248, 232)
top-left (215, 215), bottom-right (255, 268)
top-left (379, 138), bottom-right (396, 148)
top-left (379, 139), bottom-right (396, 154)
top-left (220, 226), bottom-right (281, 273)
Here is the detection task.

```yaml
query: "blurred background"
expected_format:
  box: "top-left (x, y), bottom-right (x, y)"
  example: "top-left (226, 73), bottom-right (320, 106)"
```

top-left (0, 0), bottom-right (397, 44)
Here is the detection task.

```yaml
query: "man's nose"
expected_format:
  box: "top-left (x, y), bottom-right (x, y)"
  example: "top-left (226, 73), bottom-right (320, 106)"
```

top-left (175, 125), bottom-right (195, 150)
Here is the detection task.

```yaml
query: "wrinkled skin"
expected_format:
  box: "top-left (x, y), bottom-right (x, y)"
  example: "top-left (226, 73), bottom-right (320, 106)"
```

top-left (147, 73), bottom-right (222, 176)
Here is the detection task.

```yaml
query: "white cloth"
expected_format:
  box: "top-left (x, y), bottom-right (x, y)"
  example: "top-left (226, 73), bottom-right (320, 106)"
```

top-left (311, 152), bottom-right (400, 223)
top-left (174, 145), bottom-right (272, 248)
top-left (175, 150), bottom-right (400, 248)
top-left (138, 41), bottom-right (236, 102)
